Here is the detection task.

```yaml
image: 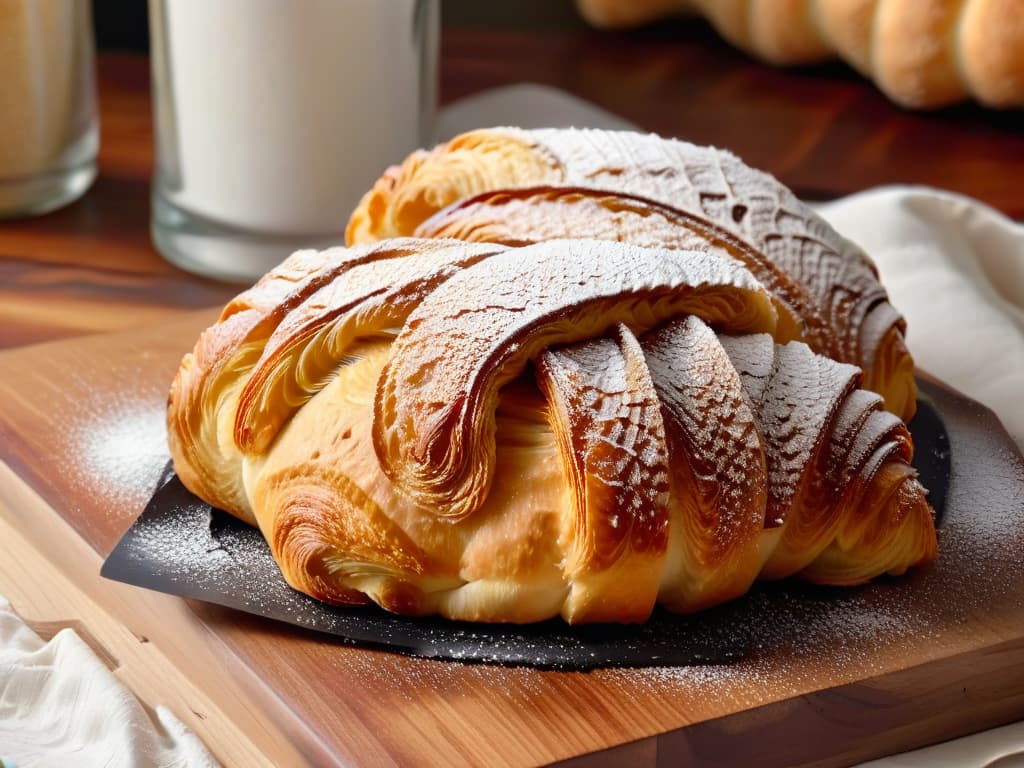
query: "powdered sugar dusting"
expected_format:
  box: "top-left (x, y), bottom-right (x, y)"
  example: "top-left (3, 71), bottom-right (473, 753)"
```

top-left (422, 187), bottom-right (820, 347)
top-left (60, 360), bottom-right (175, 535)
top-left (375, 239), bottom-right (772, 520)
top-left (525, 127), bottom-right (906, 402)
top-left (73, 399), bottom-right (169, 518)
top-left (537, 325), bottom-right (670, 577)
top-left (643, 316), bottom-right (766, 546)
top-left (722, 336), bottom-right (860, 526)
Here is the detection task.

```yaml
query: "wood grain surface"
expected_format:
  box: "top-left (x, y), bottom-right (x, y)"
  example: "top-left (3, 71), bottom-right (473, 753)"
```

top-left (0, 315), bottom-right (1022, 767)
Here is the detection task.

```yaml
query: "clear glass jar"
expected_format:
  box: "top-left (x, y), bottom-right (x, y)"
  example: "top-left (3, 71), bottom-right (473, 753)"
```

top-left (0, 0), bottom-right (99, 219)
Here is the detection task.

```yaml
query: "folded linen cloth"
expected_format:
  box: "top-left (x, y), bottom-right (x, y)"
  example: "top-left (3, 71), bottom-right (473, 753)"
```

top-left (0, 596), bottom-right (218, 768)
top-left (816, 186), bottom-right (1024, 451)
top-left (859, 720), bottom-right (1024, 768)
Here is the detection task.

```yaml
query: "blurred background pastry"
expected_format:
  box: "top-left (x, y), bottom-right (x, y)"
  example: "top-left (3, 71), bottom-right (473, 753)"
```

top-left (576, 0), bottom-right (1024, 108)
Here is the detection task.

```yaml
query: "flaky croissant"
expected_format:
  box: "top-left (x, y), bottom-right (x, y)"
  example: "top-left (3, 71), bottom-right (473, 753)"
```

top-left (574, 0), bottom-right (1024, 109)
top-left (347, 127), bottom-right (917, 423)
top-left (168, 234), bottom-right (937, 624)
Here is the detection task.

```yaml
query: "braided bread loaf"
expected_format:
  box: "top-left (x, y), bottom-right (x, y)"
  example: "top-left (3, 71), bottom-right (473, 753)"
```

top-left (573, 0), bottom-right (1024, 108)
top-left (168, 133), bottom-right (938, 622)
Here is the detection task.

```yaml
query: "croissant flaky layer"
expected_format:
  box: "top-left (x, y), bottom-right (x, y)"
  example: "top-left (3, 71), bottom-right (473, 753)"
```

top-left (346, 127), bottom-right (917, 423)
top-left (168, 236), bottom-right (937, 625)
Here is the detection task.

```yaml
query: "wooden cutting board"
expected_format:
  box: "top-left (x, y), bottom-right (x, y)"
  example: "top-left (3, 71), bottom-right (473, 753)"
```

top-left (1, 311), bottom-right (1023, 767)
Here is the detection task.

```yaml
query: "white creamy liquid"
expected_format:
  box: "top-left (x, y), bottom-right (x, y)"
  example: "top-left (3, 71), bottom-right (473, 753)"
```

top-left (151, 0), bottom-right (436, 235)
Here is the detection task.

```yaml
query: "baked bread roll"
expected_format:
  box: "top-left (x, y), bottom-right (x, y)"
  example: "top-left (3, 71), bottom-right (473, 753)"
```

top-left (347, 127), bottom-right (916, 422)
top-left (573, 0), bottom-right (1024, 109)
top-left (168, 234), bottom-right (938, 624)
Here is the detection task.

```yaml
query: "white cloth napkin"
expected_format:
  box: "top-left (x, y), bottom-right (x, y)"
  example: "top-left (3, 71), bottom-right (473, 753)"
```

top-left (817, 185), bottom-right (1024, 451)
top-left (859, 720), bottom-right (1024, 768)
top-left (0, 596), bottom-right (219, 768)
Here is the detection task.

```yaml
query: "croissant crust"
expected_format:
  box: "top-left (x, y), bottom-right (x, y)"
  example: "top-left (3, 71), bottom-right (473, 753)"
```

top-left (170, 228), bottom-right (936, 623)
top-left (347, 127), bottom-right (917, 423)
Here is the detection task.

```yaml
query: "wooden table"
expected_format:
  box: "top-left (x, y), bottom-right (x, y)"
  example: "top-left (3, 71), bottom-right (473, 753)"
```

top-left (2, 18), bottom-right (1023, 767)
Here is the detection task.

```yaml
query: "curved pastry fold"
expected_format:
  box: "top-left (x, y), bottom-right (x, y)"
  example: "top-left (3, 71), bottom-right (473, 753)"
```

top-left (235, 239), bottom-right (507, 455)
top-left (641, 316), bottom-right (768, 612)
top-left (373, 239), bottom-right (777, 522)
top-left (168, 238), bottom-right (478, 522)
top-left (537, 324), bottom-right (671, 623)
top-left (168, 243), bottom-right (400, 522)
top-left (346, 127), bottom-right (916, 422)
top-left (418, 187), bottom-right (809, 344)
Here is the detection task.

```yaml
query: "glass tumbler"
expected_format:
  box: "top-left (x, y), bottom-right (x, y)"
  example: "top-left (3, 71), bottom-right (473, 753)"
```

top-left (0, 0), bottom-right (98, 218)
top-left (148, 0), bottom-right (439, 283)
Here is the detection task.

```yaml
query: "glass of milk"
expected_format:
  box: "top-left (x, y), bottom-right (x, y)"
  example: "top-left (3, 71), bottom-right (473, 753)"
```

top-left (0, 0), bottom-right (98, 218)
top-left (148, 0), bottom-right (439, 283)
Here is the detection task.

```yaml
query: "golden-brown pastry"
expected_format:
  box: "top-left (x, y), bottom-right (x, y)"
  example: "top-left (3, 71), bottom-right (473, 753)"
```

top-left (168, 238), bottom-right (507, 522)
top-left (168, 236), bottom-right (937, 625)
top-left (346, 127), bottom-right (917, 422)
top-left (573, 0), bottom-right (1024, 109)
